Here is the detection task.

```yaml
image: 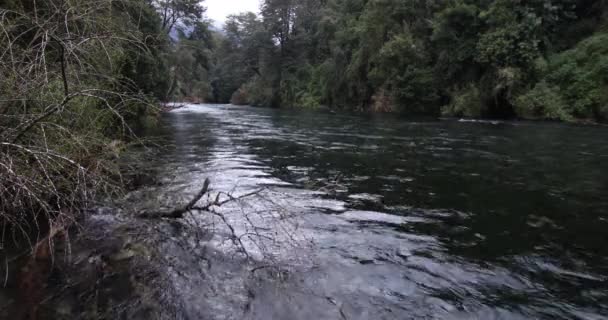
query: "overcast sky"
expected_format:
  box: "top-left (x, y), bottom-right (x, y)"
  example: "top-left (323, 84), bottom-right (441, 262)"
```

top-left (205, 0), bottom-right (261, 26)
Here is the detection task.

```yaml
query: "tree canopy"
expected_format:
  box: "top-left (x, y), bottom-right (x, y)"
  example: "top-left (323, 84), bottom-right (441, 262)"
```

top-left (202, 0), bottom-right (607, 122)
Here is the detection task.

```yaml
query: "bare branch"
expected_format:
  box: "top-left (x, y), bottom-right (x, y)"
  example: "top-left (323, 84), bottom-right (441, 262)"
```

top-left (140, 179), bottom-right (211, 219)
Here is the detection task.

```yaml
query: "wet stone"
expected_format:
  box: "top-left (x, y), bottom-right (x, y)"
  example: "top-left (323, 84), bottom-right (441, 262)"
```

top-left (397, 248), bottom-right (413, 260)
top-left (358, 259), bottom-right (375, 265)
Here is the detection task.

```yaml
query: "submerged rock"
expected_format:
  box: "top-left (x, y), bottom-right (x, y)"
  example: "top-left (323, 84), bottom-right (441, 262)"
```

top-left (396, 248), bottom-right (413, 260)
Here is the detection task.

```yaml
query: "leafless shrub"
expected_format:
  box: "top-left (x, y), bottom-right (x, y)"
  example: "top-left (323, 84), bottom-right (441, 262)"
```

top-left (0, 0), bottom-right (157, 251)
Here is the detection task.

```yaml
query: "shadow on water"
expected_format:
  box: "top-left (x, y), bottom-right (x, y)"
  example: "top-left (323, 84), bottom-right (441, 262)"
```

top-left (127, 104), bottom-right (608, 319)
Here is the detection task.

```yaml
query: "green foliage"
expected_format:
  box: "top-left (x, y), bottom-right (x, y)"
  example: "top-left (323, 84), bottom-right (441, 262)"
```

top-left (514, 31), bottom-right (608, 120)
top-left (476, 24), bottom-right (541, 68)
top-left (442, 84), bottom-right (485, 117)
top-left (514, 81), bottom-right (572, 120)
top-left (210, 12), bottom-right (270, 103)
top-left (200, 0), bottom-right (605, 121)
top-left (168, 22), bottom-right (214, 102)
top-left (545, 32), bottom-right (608, 118)
top-left (392, 66), bottom-right (440, 114)
top-left (113, 0), bottom-right (171, 100)
top-left (432, 2), bottom-right (481, 83)
top-left (154, 0), bottom-right (206, 32)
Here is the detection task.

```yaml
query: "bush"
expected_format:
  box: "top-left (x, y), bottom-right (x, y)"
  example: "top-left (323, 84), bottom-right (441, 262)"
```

top-left (0, 0), bottom-right (158, 247)
top-left (370, 89), bottom-right (395, 113)
top-left (513, 81), bottom-right (572, 121)
top-left (541, 32), bottom-right (608, 120)
top-left (510, 31), bottom-right (608, 121)
top-left (442, 84), bottom-right (485, 117)
top-left (297, 91), bottom-right (323, 109)
top-left (231, 87), bottom-right (250, 105)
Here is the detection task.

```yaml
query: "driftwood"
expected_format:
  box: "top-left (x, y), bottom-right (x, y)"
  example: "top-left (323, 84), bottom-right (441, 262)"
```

top-left (140, 178), bottom-right (211, 219)
top-left (139, 178), bottom-right (264, 219)
top-left (160, 103), bottom-right (186, 113)
top-left (139, 178), bottom-right (268, 259)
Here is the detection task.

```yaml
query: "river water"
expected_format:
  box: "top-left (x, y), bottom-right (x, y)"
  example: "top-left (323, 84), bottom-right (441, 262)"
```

top-left (131, 104), bottom-right (608, 319)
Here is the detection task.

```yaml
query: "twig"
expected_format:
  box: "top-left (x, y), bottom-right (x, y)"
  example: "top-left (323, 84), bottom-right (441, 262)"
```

top-left (139, 178), bottom-right (210, 219)
top-left (3, 256), bottom-right (7, 288)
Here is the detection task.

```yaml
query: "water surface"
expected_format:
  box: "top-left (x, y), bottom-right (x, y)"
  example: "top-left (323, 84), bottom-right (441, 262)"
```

top-left (133, 104), bottom-right (608, 319)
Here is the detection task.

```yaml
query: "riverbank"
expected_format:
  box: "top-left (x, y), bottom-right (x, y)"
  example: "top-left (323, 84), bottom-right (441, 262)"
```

top-left (0, 206), bottom-right (259, 320)
top-left (221, 101), bottom-right (608, 126)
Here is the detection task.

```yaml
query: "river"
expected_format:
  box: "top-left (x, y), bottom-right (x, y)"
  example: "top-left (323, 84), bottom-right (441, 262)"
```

top-left (129, 104), bottom-right (608, 319)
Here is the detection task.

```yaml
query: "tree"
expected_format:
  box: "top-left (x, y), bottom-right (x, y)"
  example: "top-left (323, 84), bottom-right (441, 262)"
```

top-left (205, 0), bottom-right (607, 121)
top-left (166, 21), bottom-right (214, 102)
top-left (151, 0), bottom-right (205, 32)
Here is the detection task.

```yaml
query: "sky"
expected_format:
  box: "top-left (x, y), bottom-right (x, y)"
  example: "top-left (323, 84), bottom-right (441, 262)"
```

top-left (205, 0), bottom-right (261, 26)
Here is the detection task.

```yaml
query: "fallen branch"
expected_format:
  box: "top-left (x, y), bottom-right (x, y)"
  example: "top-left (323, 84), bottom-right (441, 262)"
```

top-left (139, 178), bottom-right (210, 219)
top-left (160, 103), bottom-right (186, 113)
top-left (140, 178), bottom-right (266, 220)
top-left (138, 180), bottom-right (267, 257)
top-left (190, 188), bottom-right (266, 212)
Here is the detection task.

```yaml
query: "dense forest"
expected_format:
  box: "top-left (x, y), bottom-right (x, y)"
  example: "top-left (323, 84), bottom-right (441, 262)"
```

top-left (206, 0), bottom-right (608, 121)
top-left (0, 0), bottom-right (607, 245)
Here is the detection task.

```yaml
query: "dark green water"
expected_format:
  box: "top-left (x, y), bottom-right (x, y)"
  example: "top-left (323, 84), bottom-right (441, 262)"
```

top-left (137, 104), bottom-right (608, 319)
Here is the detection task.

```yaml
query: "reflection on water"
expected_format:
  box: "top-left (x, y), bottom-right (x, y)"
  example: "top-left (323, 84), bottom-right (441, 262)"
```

top-left (133, 104), bottom-right (608, 319)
